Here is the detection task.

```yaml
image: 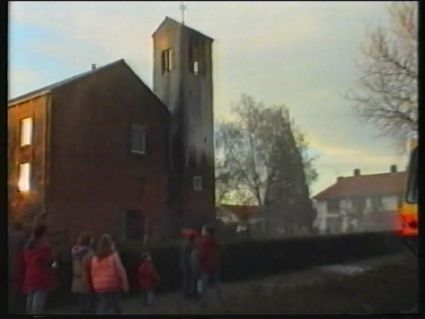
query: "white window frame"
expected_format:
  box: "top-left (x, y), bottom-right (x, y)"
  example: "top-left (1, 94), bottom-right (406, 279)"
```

top-left (131, 125), bottom-right (146, 155)
top-left (194, 176), bottom-right (203, 191)
top-left (18, 162), bottom-right (31, 192)
top-left (20, 117), bottom-right (33, 147)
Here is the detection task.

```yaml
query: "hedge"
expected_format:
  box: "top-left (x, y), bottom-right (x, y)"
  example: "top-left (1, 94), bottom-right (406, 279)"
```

top-left (49, 231), bottom-right (406, 309)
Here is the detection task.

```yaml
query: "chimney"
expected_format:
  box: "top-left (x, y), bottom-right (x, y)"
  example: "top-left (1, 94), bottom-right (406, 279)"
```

top-left (390, 165), bottom-right (397, 173)
top-left (353, 169), bottom-right (360, 176)
top-left (91, 64), bottom-right (96, 71)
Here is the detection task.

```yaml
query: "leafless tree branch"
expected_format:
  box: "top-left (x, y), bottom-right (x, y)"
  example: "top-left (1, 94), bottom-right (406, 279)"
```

top-left (345, 1), bottom-right (418, 143)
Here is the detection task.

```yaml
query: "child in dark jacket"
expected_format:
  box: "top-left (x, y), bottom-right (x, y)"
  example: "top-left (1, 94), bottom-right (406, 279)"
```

top-left (138, 252), bottom-right (160, 306)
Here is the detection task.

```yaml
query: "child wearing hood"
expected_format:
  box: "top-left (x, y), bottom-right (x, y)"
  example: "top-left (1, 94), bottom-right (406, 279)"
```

top-left (71, 231), bottom-right (95, 314)
top-left (138, 252), bottom-right (160, 306)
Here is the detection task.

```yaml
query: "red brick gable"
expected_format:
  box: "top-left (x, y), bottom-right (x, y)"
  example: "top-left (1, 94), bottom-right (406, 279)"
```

top-left (313, 171), bottom-right (407, 201)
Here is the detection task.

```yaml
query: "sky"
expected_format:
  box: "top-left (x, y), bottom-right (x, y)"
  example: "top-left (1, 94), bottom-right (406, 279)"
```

top-left (8, 1), bottom-right (409, 196)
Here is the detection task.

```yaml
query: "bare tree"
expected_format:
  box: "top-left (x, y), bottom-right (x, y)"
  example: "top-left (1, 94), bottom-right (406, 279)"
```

top-left (215, 158), bottom-right (250, 206)
top-left (345, 2), bottom-right (417, 147)
top-left (215, 95), bottom-right (317, 233)
top-left (215, 95), bottom-right (318, 207)
top-left (214, 107), bottom-right (266, 206)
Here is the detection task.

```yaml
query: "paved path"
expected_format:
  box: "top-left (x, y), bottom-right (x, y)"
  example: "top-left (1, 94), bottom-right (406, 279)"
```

top-left (47, 252), bottom-right (416, 315)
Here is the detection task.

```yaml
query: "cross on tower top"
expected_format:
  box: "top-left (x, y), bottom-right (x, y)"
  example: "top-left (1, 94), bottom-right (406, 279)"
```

top-left (179, 1), bottom-right (188, 25)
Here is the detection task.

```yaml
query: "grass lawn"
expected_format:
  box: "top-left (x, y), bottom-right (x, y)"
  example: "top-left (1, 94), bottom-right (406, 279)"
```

top-left (180, 256), bottom-right (418, 315)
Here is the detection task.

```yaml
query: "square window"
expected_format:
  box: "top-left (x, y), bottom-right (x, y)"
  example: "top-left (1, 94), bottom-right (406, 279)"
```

top-left (371, 196), bottom-right (383, 211)
top-left (131, 125), bottom-right (146, 154)
top-left (194, 176), bottom-right (203, 191)
top-left (18, 163), bottom-right (31, 192)
top-left (20, 117), bottom-right (33, 147)
top-left (327, 199), bottom-right (339, 213)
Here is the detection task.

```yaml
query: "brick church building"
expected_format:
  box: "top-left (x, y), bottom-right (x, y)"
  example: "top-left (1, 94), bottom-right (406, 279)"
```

top-left (7, 17), bottom-right (215, 245)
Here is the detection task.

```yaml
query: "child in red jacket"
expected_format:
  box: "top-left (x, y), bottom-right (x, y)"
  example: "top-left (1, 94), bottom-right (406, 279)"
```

top-left (138, 252), bottom-right (160, 306)
top-left (22, 224), bottom-right (56, 315)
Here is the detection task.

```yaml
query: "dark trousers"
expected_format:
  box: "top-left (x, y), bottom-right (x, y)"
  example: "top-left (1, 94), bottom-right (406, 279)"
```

top-left (77, 293), bottom-right (95, 314)
top-left (141, 289), bottom-right (154, 306)
top-left (183, 268), bottom-right (198, 296)
top-left (199, 271), bottom-right (223, 307)
top-left (96, 292), bottom-right (123, 314)
top-left (8, 280), bottom-right (25, 314)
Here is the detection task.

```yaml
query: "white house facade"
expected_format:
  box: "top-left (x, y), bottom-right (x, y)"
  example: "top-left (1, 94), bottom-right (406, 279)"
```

top-left (313, 166), bottom-right (406, 235)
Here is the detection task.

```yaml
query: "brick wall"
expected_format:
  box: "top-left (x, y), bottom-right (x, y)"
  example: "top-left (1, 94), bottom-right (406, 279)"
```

top-left (46, 62), bottom-right (171, 244)
top-left (8, 95), bottom-right (49, 222)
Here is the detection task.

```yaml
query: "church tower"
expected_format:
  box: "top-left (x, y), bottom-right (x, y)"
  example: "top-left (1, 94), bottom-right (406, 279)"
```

top-left (152, 17), bottom-right (215, 231)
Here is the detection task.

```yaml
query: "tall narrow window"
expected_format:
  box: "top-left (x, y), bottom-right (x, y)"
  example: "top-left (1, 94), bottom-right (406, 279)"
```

top-left (189, 38), bottom-right (202, 75)
top-left (131, 125), bottom-right (146, 154)
top-left (167, 49), bottom-right (173, 70)
top-left (18, 163), bottom-right (31, 192)
top-left (194, 176), bottom-right (203, 191)
top-left (20, 117), bottom-right (33, 147)
top-left (193, 61), bottom-right (199, 75)
top-left (161, 49), bottom-right (172, 73)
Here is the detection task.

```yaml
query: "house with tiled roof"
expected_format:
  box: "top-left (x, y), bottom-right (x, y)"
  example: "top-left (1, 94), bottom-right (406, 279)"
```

top-left (216, 205), bottom-right (266, 233)
top-left (312, 166), bottom-right (407, 234)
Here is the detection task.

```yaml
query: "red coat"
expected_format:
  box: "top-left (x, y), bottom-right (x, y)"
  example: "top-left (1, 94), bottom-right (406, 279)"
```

top-left (22, 244), bottom-right (56, 293)
top-left (138, 261), bottom-right (160, 290)
top-left (197, 236), bottom-right (220, 273)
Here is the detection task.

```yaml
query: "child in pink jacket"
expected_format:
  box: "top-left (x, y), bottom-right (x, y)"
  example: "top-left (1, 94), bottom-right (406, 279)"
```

top-left (89, 234), bottom-right (128, 314)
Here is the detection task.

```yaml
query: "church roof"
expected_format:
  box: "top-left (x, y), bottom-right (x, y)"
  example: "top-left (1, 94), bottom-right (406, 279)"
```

top-left (152, 16), bottom-right (214, 42)
top-left (8, 59), bottom-right (125, 107)
top-left (8, 59), bottom-right (169, 116)
top-left (9, 58), bottom-right (170, 124)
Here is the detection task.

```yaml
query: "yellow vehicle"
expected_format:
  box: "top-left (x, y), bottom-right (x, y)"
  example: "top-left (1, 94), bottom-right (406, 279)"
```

top-left (397, 140), bottom-right (417, 254)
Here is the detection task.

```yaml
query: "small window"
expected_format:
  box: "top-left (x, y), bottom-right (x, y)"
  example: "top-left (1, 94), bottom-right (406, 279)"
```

top-left (327, 199), bottom-right (339, 213)
top-left (371, 196), bottom-right (383, 211)
top-left (131, 125), bottom-right (146, 154)
top-left (20, 117), bottom-right (33, 147)
top-left (161, 49), bottom-right (172, 73)
top-left (18, 163), bottom-right (31, 192)
top-left (194, 176), bottom-right (203, 191)
top-left (193, 61), bottom-right (199, 75)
